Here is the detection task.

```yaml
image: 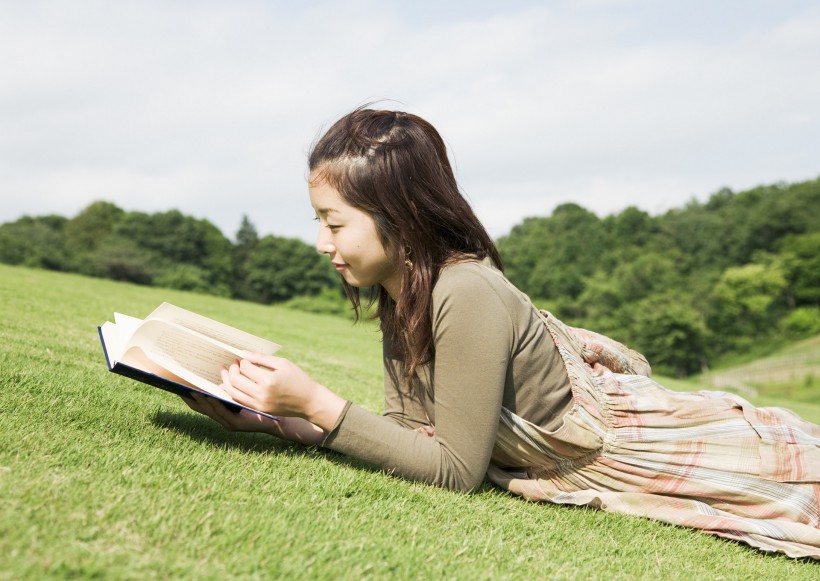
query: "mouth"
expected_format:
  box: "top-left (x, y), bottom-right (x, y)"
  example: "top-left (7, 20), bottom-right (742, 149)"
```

top-left (332, 262), bottom-right (348, 271)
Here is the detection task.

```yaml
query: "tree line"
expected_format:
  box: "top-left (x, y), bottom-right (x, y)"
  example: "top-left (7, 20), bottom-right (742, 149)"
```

top-left (497, 178), bottom-right (820, 376)
top-left (2, 177), bottom-right (819, 376)
top-left (0, 202), bottom-right (339, 307)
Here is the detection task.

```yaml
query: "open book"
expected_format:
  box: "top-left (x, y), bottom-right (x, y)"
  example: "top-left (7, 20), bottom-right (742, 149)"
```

top-left (98, 302), bottom-right (280, 419)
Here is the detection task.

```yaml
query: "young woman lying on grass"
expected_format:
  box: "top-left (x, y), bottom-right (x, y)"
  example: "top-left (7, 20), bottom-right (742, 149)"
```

top-left (184, 107), bottom-right (820, 560)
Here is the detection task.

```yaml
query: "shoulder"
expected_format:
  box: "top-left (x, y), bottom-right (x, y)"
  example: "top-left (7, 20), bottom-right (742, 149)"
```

top-left (432, 259), bottom-right (526, 314)
top-left (430, 259), bottom-right (523, 344)
top-left (434, 259), bottom-right (516, 300)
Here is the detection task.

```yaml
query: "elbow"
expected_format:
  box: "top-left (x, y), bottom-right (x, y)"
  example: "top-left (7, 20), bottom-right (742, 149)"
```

top-left (444, 476), bottom-right (483, 493)
top-left (439, 465), bottom-right (486, 493)
top-left (450, 478), bottom-right (484, 493)
top-left (460, 475), bottom-right (486, 493)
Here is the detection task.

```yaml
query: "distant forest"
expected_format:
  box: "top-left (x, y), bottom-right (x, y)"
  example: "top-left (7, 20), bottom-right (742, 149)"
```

top-left (2, 177), bottom-right (819, 376)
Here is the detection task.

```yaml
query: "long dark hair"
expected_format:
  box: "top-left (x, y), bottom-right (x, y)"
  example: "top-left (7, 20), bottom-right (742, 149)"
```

top-left (308, 107), bottom-right (503, 378)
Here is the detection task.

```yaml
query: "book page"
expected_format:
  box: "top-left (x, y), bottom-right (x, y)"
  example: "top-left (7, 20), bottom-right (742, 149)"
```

top-left (119, 346), bottom-right (203, 391)
top-left (123, 319), bottom-right (238, 400)
top-left (108, 313), bottom-right (143, 360)
top-left (99, 321), bottom-right (122, 364)
top-left (147, 303), bottom-right (280, 355)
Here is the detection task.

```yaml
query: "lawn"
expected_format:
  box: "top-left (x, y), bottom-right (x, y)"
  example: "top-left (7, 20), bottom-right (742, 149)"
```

top-left (1, 263), bottom-right (817, 579)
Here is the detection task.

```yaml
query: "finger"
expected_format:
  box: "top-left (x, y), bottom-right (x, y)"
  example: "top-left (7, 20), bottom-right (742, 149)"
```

top-left (204, 398), bottom-right (242, 429)
top-left (184, 391), bottom-right (214, 412)
top-left (223, 365), bottom-right (265, 410)
top-left (220, 366), bottom-right (244, 395)
top-left (218, 367), bottom-right (256, 408)
top-left (241, 352), bottom-right (288, 370)
top-left (180, 394), bottom-right (199, 411)
top-left (184, 392), bottom-right (224, 422)
top-left (237, 358), bottom-right (276, 384)
top-left (191, 391), bottom-right (241, 430)
top-left (224, 362), bottom-right (262, 399)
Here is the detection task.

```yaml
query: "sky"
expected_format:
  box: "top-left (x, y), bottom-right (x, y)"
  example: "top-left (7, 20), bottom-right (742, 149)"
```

top-left (2, 0), bottom-right (819, 243)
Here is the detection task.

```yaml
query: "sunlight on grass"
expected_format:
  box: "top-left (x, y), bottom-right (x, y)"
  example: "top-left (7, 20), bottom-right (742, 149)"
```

top-left (1, 264), bottom-right (817, 579)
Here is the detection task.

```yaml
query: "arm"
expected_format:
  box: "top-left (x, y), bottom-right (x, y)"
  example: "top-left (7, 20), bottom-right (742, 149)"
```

top-left (323, 269), bottom-right (512, 491)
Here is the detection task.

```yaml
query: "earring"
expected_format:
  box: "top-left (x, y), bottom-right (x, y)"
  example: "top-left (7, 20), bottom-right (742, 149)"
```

top-left (404, 245), bottom-right (414, 270)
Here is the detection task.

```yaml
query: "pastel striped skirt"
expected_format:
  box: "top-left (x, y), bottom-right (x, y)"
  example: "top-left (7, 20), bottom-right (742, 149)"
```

top-left (487, 313), bottom-right (820, 559)
top-left (488, 367), bottom-right (820, 559)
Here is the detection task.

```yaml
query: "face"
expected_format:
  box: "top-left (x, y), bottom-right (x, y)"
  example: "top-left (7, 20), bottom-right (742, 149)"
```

top-left (309, 176), bottom-right (402, 298)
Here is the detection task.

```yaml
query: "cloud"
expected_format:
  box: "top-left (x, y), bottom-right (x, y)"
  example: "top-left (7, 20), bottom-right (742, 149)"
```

top-left (1, 0), bottom-right (818, 242)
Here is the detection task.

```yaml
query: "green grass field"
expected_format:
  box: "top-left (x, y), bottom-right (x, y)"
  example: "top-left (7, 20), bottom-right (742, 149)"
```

top-left (1, 263), bottom-right (818, 579)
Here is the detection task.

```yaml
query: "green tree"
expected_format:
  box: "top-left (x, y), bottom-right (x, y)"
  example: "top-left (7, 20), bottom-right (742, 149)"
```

top-left (706, 258), bottom-right (788, 353)
top-left (109, 210), bottom-right (233, 294)
top-left (64, 201), bottom-right (125, 253)
top-left (656, 200), bottom-right (733, 272)
top-left (780, 307), bottom-right (820, 338)
top-left (496, 216), bottom-right (548, 295)
top-left (232, 214), bottom-right (260, 300)
top-left (601, 206), bottom-right (661, 255)
top-left (576, 252), bottom-right (682, 337)
top-left (0, 215), bottom-right (71, 270)
top-left (154, 264), bottom-right (214, 294)
top-left (244, 235), bottom-right (337, 303)
top-left (730, 181), bottom-right (820, 264)
top-left (498, 203), bottom-right (605, 303)
top-left (624, 293), bottom-right (708, 377)
top-left (779, 232), bottom-right (820, 307)
top-left (91, 239), bottom-right (155, 285)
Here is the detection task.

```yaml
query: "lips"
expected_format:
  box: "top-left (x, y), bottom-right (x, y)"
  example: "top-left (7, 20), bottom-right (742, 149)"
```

top-left (332, 262), bottom-right (347, 271)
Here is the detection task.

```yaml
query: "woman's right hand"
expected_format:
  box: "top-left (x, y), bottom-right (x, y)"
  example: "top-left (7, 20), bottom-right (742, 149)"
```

top-left (218, 353), bottom-right (348, 433)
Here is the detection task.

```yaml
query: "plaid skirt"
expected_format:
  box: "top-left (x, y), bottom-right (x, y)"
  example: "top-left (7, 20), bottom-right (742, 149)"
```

top-left (486, 312), bottom-right (820, 560)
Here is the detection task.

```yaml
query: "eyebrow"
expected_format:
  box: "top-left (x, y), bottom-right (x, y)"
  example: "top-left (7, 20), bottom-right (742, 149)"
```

top-left (314, 207), bottom-right (339, 216)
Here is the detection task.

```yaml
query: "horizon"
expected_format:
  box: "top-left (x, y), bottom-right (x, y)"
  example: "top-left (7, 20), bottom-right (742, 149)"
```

top-left (3, 174), bottom-right (817, 243)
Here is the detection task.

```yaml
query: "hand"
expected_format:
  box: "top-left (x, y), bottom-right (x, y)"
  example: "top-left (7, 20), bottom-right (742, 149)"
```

top-left (415, 425), bottom-right (436, 438)
top-left (219, 353), bottom-right (348, 432)
top-left (182, 392), bottom-right (327, 446)
top-left (182, 391), bottom-right (279, 433)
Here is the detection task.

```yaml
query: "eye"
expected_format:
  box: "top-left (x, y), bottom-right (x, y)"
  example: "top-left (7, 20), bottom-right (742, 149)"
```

top-left (326, 224), bottom-right (341, 232)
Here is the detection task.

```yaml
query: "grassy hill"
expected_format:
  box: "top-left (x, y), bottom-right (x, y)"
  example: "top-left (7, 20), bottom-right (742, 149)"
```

top-left (697, 336), bottom-right (820, 409)
top-left (1, 264), bottom-right (817, 579)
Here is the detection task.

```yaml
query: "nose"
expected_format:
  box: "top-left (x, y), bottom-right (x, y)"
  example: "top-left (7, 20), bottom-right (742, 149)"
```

top-left (315, 226), bottom-right (334, 255)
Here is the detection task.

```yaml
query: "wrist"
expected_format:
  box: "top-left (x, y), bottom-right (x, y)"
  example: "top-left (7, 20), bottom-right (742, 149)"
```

top-left (303, 383), bottom-right (347, 432)
top-left (270, 416), bottom-right (326, 446)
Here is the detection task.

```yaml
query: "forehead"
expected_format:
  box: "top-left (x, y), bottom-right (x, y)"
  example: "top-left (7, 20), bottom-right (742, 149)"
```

top-left (309, 178), bottom-right (346, 214)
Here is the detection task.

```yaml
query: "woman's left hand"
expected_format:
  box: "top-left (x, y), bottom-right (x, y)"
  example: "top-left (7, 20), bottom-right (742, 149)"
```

top-left (182, 391), bottom-right (327, 446)
top-left (183, 390), bottom-right (280, 433)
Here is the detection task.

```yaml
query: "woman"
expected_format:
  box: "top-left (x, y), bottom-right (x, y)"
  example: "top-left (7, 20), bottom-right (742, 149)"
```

top-left (185, 108), bottom-right (820, 559)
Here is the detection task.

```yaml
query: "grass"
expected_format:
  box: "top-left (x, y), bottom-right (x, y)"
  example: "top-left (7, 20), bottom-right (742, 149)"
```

top-left (1, 263), bottom-right (818, 580)
top-left (696, 335), bottom-right (820, 409)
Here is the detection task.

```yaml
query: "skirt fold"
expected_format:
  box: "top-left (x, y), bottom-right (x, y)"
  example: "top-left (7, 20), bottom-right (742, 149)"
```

top-left (490, 367), bottom-right (820, 559)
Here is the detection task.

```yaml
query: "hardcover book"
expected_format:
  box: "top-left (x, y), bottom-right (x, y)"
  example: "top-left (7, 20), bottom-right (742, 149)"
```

top-left (98, 302), bottom-right (280, 419)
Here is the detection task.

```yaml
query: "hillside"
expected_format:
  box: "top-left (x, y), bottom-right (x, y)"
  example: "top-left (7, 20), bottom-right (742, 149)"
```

top-left (698, 335), bottom-right (820, 408)
top-left (1, 264), bottom-right (818, 578)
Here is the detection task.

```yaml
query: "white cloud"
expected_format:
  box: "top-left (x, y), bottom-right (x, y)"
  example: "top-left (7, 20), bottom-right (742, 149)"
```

top-left (1, 0), bottom-right (818, 243)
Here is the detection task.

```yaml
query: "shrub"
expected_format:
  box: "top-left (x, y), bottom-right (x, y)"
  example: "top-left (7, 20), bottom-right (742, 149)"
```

top-left (780, 307), bottom-right (820, 338)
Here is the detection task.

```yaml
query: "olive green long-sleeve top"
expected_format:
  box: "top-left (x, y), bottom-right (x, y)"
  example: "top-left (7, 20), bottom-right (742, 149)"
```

top-left (323, 259), bottom-right (573, 491)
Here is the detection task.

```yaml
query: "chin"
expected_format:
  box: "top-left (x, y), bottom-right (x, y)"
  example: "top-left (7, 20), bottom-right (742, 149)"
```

top-left (341, 274), bottom-right (364, 288)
